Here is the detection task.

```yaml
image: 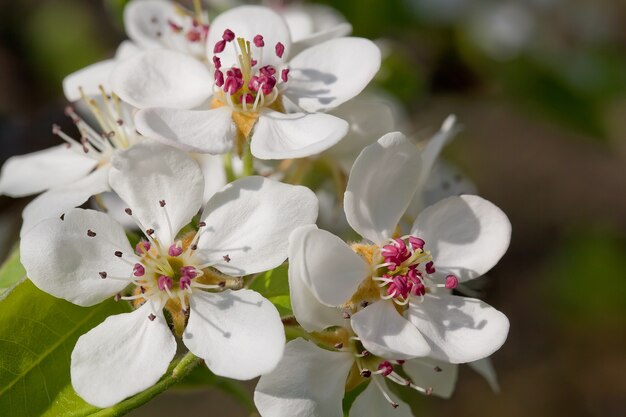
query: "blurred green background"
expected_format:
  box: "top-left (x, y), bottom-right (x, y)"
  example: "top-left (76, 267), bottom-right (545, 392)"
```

top-left (0, 0), bottom-right (624, 416)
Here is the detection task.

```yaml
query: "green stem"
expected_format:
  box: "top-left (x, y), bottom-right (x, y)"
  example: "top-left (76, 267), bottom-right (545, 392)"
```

top-left (91, 352), bottom-right (202, 417)
top-left (223, 153), bottom-right (237, 183)
top-left (242, 142), bottom-right (254, 177)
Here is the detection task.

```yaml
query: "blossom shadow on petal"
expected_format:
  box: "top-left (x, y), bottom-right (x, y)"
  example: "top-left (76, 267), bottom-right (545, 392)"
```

top-left (286, 68), bottom-right (338, 104)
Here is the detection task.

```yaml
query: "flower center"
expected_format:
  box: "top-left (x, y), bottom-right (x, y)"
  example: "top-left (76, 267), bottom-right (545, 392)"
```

top-left (211, 29), bottom-right (289, 114)
top-left (346, 235), bottom-right (459, 310)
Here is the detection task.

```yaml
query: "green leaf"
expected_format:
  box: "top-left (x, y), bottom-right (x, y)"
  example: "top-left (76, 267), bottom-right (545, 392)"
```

top-left (0, 247), bottom-right (26, 294)
top-left (248, 264), bottom-right (292, 316)
top-left (0, 279), bottom-right (131, 416)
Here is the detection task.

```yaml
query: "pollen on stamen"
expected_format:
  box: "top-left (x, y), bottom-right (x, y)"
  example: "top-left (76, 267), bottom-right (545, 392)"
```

top-left (214, 39), bottom-right (226, 53)
top-left (136, 241), bottom-right (151, 254)
top-left (253, 34), bottom-right (264, 47)
top-left (275, 42), bottom-right (285, 58)
top-left (222, 29), bottom-right (235, 42)
top-left (158, 275), bottom-right (173, 291)
top-left (133, 263), bottom-right (145, 277)
top-left (179, 275), bottom-right (192, 290)
top-left (378, 361), bottom-right (394, 377)
top-left (445, 274), bottom-right (459, 289)
top-left (168, 244), bottom-right (183, 257)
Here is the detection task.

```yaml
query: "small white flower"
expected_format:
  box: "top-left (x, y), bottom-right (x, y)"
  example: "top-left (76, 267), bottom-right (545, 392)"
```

top-left (288, 128), bottom-right (511, 363)
top-left (62, 0), bottom-right (211, 101)
top-left (111, 5), bottom-right (381, 160)
top-left (0, 93), bottom-right (139, 236)
top-left (255, 235), bottom-right (459, 417)
top-left (20, 142), bottom-right (319, 407)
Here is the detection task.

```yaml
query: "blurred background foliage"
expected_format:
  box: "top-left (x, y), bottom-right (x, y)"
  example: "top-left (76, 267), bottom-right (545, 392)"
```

top-left (0, 0), bottom-right (624, 416)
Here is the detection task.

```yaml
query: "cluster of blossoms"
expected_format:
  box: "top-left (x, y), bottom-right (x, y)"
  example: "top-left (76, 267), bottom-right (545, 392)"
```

top-left (0, 1), bottom-right (511, 415)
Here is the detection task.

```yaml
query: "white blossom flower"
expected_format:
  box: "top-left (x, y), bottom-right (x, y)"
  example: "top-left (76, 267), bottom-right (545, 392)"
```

top-left (287, 129), bottom-right (511, 363)
top-left (62, 0), bottom-right (211, 101)
top-left (255, 230), bottom-right (460, 417)
top-left (111, 5), bottom-right (381, 160)
top-left (0, 93), bottom-right (137, 236)
top-left (20, 141), bottom-right (318, 407)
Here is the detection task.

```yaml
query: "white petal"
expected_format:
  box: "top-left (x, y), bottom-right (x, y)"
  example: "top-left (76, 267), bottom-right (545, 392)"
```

top-left (193, 153), bottom-right (228, 204)
top-left (123, 0), bottom-right (176, 49)
top-left (290, 227), bottom-right (368, 307)
top-left (109, 141), bottom-right (204, 244)
top-left (71, 302), bottom-right (176, 407)
top-left (0, 145), bottom-right (97, 197)
top-left (115, 40), bottom-right (141, 60)
top-left (63, 60), bottom-right (117, 101)
top-left (420, 115), bottom-right (460, 181)
top-left (255, 338), bottom-right (353, 417)
top-left (325, 94), bottom-right (397, 172)
top-left (285, 37), bottom-right (381, 112)
top-left (251, 111), bottom-right (348, 160)
top-left (111, 49), bottom-right (212, 109)
top-left (93, 191), bottom-right (140, 229)
top-left (197, 176), bottom-right (318, 276)
top-left (208, 6), bottom-right (291, 68)
top-left (184, 289), bottom-right (285, 380)
top-left (410, 195), bottom-right (511, 282)
top-left (135, 107), bottom-right (235, 154)
top-left (409, 161), bottom-right (477, 218)
top-left (403, 358), bottom-right (458, 399)
top-left (20, 166), bottom-right (111, 237)
top-left (351, 300), bottom-right (431, 359)
top-left (284, 4), bottom-right (352, 48)
top-left (349, 379), bottom-right (413, 417)
top-left (20, 208), bottom-right (133, 307)
top-left (344, 132), bottom-right (422, 244)
top-left (288, 225), bottom-right (348, 332)
top-left (468, 358), bottom-right (500, 392)
top-left (407, 293), bottom-right (510, 363)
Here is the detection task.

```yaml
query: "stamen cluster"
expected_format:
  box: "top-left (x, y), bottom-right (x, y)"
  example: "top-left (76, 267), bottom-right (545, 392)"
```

top-left (376, 236), bottom-right (458, 304)
top-left (212, 29), bottom-right (289, 113)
